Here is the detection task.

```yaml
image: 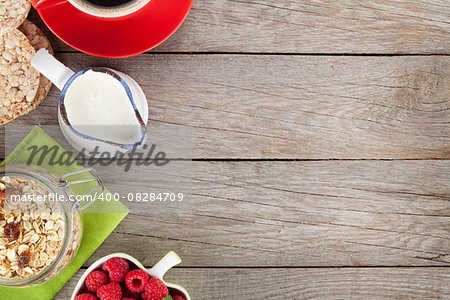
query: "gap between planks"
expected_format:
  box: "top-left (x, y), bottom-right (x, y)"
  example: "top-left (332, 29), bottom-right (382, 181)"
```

top-left (77, 266), bottom-right (450, 269)
top-left (52, 51), bottom-right (450, 56)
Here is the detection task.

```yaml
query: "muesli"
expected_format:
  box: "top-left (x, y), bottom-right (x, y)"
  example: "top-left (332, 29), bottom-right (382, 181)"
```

top-left (0, 176), bottom-right (65, 279)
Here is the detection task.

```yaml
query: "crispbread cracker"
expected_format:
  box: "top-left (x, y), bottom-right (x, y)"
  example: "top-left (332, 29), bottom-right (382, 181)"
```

top-left (0, 29), bottom-right (39, 125)
top-left (0, 0), bottom-right (31, 34)
top-left (19, 20), bottom-right (53, 115)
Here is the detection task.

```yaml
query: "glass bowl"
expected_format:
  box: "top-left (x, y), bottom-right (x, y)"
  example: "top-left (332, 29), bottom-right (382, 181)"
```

top-left (0, 164), bottom-right (104, 287)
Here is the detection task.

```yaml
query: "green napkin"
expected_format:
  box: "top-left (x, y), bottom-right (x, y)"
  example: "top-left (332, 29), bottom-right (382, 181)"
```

top-left (0, 126), bottom-right (129, 299)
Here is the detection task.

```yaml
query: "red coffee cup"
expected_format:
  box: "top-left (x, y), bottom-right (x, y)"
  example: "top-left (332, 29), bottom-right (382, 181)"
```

top-left (32, 0), bottom-right (193, 58)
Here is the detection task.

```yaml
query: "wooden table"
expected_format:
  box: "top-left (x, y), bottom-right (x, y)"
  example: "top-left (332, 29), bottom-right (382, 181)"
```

top-left (14, 1), bottom-right (450, 298)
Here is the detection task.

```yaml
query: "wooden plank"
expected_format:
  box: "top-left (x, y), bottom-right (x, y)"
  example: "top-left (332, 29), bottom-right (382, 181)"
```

top-left (28, 0), bottom-right (450, 54)
top-left (74, 160), bottom-right (450, 267)
top-left (55, 267), bottom-right (450, 299)
top-left (9, 54), bottom-right (450, 159)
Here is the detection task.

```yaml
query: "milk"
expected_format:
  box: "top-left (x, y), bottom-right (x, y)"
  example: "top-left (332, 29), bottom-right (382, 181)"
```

top-left (64, 70), bottom-right (141, 144)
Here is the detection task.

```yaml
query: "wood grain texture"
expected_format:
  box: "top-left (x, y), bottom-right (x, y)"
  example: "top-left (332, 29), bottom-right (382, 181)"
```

top-left (16, 3), bottom-right (450, 299)
top-left (73, 160), bottom-right (450, 268)
top-left (55, 267), bottom-right (450, 299)
top-left (28, 0), bottom-right (450, 54)
top-left (10, 54), bottom-right (450, 159)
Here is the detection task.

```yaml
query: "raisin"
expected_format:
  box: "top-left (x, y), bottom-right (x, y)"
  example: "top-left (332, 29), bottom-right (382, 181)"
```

top-left (18, 253), bottom-right (30, 269)
top-left (4, 222), bottom-right (20, 241)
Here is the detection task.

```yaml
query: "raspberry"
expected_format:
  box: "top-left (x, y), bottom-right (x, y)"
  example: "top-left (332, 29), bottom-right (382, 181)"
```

top-left (122, 298), bottom-right (135, 300)
top-left (97, 282), bottom-right (122, 300)
top-left (102, 257), bottom-right (129, 282)
top-left (75, 294), bottom-right (98, 300)
top-left (141, 278), bottom-right (169, 300)
top-left (173, 296), bottom-right (185, 300)
top-left (125, 269), bottom-right (149, 293)
top-left (85, 271), bottom-right (109, 293)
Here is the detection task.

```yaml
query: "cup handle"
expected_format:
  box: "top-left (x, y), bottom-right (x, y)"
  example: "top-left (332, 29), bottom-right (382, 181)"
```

top-left (31, 0), bottom-right (68, 10)
top-left (31, 49), bottom-right (75, 91)
top-left (148, 251), bottom-right (182, 280)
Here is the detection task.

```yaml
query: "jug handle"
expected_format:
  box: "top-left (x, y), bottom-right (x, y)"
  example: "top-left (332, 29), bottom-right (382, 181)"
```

top-left (31, 0), bottom-right (69, 10)
top-left (147, 251), bottom-right (182, 280)
top-left (31, 49), bottom-right (75, 91)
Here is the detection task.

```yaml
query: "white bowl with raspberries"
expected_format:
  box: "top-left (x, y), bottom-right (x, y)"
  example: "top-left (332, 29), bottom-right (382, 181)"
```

top-left (72, 251), bottom-right (190, 300)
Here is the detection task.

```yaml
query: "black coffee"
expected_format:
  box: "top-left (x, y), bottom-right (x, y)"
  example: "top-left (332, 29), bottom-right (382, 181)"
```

top-left (84, 0), bottom-right (133, 7)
